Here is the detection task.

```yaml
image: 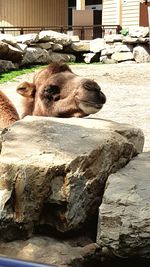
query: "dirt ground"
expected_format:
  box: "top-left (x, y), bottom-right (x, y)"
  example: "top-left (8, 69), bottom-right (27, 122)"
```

top-left (0, 62), bottom-right (150, 152)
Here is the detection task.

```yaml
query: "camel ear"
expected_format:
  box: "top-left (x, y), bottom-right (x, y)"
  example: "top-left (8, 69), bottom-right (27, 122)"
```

top-left (16, 82), bottom-right (36, 97)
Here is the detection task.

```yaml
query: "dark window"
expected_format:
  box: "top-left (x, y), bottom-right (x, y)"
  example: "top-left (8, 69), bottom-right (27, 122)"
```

top-left (68, 0), bottom-right (102, 7)
top-left (86, 0), bottom-right (102, 4)
top-left (68, 0), bottom-right (76, 7)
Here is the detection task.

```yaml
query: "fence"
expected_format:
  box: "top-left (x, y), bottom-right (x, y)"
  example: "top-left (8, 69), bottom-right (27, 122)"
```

top-left (0, 25), bottom-right (121, 40)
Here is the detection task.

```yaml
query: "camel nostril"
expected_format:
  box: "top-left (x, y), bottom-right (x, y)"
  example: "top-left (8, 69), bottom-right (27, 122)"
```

top-left (100, 92), bottom-right (106, 104)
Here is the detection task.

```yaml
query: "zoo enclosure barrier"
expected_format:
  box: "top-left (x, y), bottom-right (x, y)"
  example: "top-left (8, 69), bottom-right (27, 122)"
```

top-left (0, 25), bottom-right (121, 40)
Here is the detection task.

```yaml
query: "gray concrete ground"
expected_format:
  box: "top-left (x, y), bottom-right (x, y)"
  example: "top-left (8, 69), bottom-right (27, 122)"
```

top-left (0, 63), bottom-right (150, 152)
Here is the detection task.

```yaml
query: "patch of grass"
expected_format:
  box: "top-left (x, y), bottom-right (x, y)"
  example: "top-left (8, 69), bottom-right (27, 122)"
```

top-left (0, 62), bottom-right (103, 84)
top-left (0, 65), bottom-right (46, 84)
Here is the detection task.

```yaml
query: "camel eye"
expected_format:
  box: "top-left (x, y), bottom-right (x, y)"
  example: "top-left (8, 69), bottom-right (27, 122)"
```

top-left (44, 85), bottom-right (60, 94)
top-left (43, 85), bottom-right (60, 101)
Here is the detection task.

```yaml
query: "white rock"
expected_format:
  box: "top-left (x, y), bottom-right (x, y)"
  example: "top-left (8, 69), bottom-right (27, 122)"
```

top-left (90, 38), bottom-right (106, 53)
top-left (133, 44), bottom-right (150, 63)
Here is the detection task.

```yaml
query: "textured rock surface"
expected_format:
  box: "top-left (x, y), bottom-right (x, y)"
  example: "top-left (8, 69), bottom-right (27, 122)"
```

top-left (129, 26), bottom-right (149, 38)
top-left (133, 45), bottom-right (150, 63)
top-left (0, 59), bottom-right (18, 72)
top-left (48, 51), bottom-right (76, 62)
top-left (0, 117), bottom-right (144, 240)
top-left (97, 152), bottom-right (150, 259)
top-left (83, 52), bottom-right (100, 63)
top-left (15, 33), bottom-right (39, 44)
top-left (90, 38), bottom-right (106, 53)
top-left (0, 30), bottom-right (150, 70)
top-left (0, 34), bottom-right (17, 46)
top-left (0, 236), bottom-right (99, 267)
top-left (71, 41), bottom-right (90, 52)
top-left (111, 52), bottom-right (134, 62)
top-left (0, 41), bottom-right (23, 62)
top-left (38, 30), bottom-right (71, 46)
top-left (21, 47), bottom-right (51, 65)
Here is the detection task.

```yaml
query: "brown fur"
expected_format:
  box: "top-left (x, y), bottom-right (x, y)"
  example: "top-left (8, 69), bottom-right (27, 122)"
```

top-left (0, 90), bottom-right (19, 128)
top-left (17, 62), bottom-right (106, 119)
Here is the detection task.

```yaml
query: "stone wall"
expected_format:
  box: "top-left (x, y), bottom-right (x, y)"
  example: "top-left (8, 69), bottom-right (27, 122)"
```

top-left (0, 26), bottom-right (149, 72)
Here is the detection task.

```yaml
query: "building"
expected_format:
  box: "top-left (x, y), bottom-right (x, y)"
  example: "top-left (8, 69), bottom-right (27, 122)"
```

top-left (0, 0), bottom-right (68, 28)
top-left (0, 1), bottom-right (149, 38)
top-left (102, 0), bottom-right (150, 29)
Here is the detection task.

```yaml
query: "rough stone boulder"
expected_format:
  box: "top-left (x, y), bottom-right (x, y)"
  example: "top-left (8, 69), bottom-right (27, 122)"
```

top-left (90, 38), bottom-right (106, 53)
top-left (97, 152), bottom-right (150, 259)
top-left (0, 236), bottom-right (99, 267)
top-left (38, 30), bottom-right (72, 46)
top-left (0, 59), bottom-right (18, 73)
top-left (21, 47), bottom-right (51, 65)
top-left (15, 33), bottom-right (39, 45)
top-left (133, 44), bottom-right (150, 63)
top-left (70, 41), bottom-right (90, 52)
top-left (129, 26), bottom-right (149, 38)
top-left (48, 51), bottom-right (76, 63)
top-left (111, 52), bottom-right (134, 62)
top-left (0, 117), bottom-right (144, 241)
top-left (0, 41), bottom-right (23, 62)
top-left (0, 34), bottom-right (17, 46)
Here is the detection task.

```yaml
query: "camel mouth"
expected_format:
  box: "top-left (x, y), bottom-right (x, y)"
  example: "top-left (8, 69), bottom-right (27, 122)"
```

top-left (78, 101), bottom-right (103, 115)
top-left (79, 99), bottom-right (103, 108)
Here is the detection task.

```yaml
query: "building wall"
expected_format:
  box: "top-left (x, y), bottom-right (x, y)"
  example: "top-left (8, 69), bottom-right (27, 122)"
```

top-left (122, 0), bottom-right (140, 28)
top-left (140, 2), bottom-right (150, 26)
top-left (0, 0), bottom-right (67, 27)
top-left (102, 0), bottom-right (120, 25)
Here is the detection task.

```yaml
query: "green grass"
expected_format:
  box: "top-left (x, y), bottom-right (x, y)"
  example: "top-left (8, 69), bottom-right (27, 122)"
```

top-left (0, 65), bottom-right (45, 84)
top-left (0, 62), bottom-right (103, 84)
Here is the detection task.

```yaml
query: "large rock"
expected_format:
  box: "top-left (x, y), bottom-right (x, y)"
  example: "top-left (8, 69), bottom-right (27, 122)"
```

top-left (111, 52), bottom-right (134, 62)
top-left (32, 42), bottom-right (52, 50)
top-left (21, 47), bottom-right (51, 65)
top-left (83, 52), bottom-right (100, 63)
top-left (51, 43), bottom-right (63, 52)
top-left (70, 41), bottom-right (90, 52)
top-left (48, 51), bottom-right (76, 62)
top-left (97, 152), bottom-right (150, 259)
top-left (15, 43), bottom-right (28, 53)
top-left (104, 34), bottom-right (123, 43)
top-left (101, 44), bottom-right (116, 56)
top-left (122, 36), bottom-right (139, 44)
top-left (0, 236), bottom-right (99, 267)
top-left (0, 59), bottom-right (18, 73)
top-left (114, 43), bottom-right (133, 52)
top-left (101, 44), bottom-right (133, 57)
top-left (38, 30), bottom-right (72, 46)
top-left (0, 117), bottom-right (144, 240)
top-left (90, 38), bottom-right (106, 53)
top-left (129, 26), bottom-right (149, 38)
top-left (0, 41), bottom-right (8, 54)
top-left (0, 41), bottom-right (23, 62)
top-left (15, 33), bottom-right (39, 45)
top-left (133, 45), bottom-right (150, 63)
top-left (0, 34), bottom-right (17, 46)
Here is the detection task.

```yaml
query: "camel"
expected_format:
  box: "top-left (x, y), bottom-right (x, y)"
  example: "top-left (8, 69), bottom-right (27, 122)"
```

top-left (17, 62), bottom-right (106, 119)
top-left (0, 90), bottom-right (19, 128)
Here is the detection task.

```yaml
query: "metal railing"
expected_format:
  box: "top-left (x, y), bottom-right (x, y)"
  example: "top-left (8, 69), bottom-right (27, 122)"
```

top-left (0, 25), bottom-right (121, 39)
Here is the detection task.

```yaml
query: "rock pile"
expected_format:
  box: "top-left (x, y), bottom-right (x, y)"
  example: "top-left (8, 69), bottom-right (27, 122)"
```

top-left (0, 26), bottom-right (149, 72)
top-left (0, 116), bottom-right (149, 266)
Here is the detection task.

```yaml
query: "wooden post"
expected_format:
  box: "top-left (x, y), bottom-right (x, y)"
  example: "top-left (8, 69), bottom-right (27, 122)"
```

top-left (76, 0), bottom-right (85, 10)
top-left (148, 6), bottom-right (150, 45)
top-left (120, 0), bottom-right (122, 27)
